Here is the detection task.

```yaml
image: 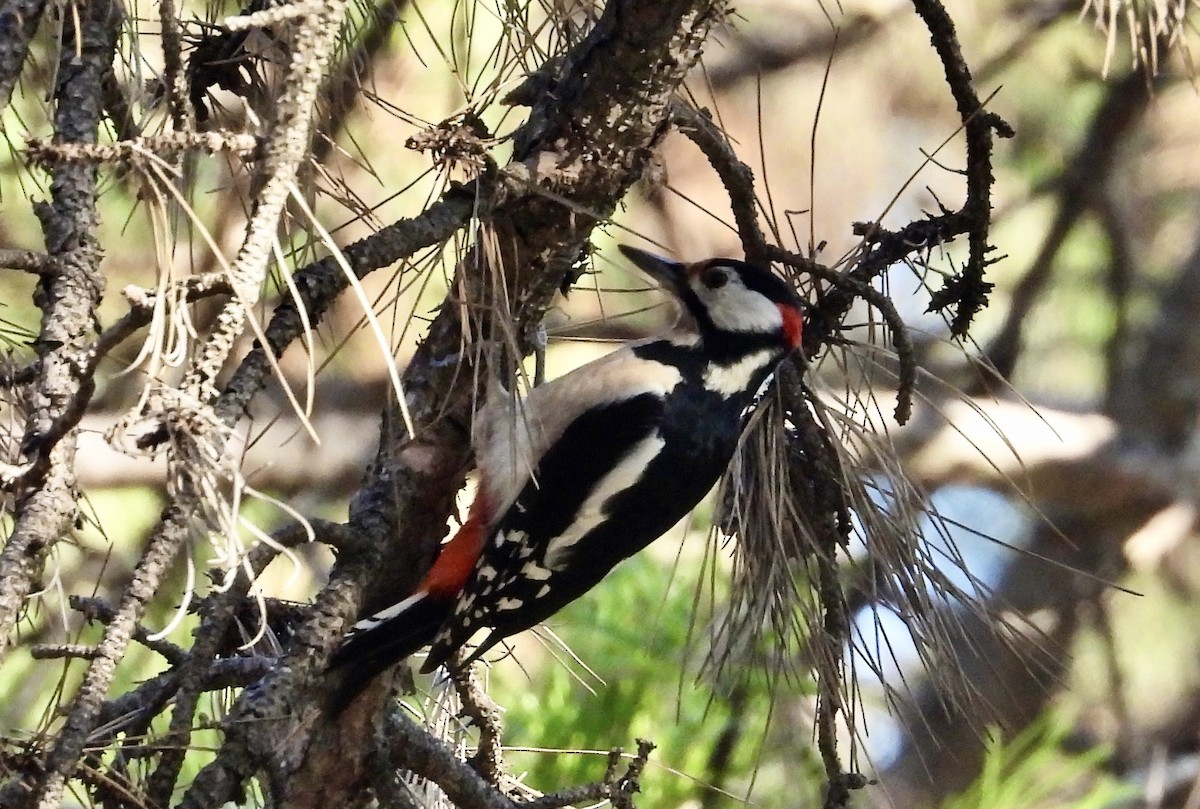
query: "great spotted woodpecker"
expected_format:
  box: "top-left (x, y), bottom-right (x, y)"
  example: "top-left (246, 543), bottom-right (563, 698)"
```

top-left (330, 245), bottom-right (803, 700)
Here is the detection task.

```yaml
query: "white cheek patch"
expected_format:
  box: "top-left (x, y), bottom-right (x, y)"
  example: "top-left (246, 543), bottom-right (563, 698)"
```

top-left (542, 432), bottom-right (667, 571)
top-left (695, 278), bottom-right (783, 335)
top-left (703, 349), bottom-right (778, 397)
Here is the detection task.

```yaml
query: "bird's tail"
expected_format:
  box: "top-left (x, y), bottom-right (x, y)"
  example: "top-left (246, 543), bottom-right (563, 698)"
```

top-left (326, 592), bottom-right (450, 713)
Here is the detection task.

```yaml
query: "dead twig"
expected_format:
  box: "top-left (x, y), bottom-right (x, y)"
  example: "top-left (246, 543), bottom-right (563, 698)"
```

top-left (67, 595), bottom-right (188, 665)
top-left (24, 133), bottom-right (263, 167)
top-left (908, 0), bottom-right (1013, 337)
top-left (671, 102), bottom-right (773, 267)
top-left (450, 662), bottom-right (505, 786)
top-left (0, 249), bottom-right (57, 276)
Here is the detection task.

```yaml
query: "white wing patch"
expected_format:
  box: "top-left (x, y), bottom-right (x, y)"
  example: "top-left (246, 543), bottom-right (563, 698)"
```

top-left (472, 348), bottom-right (681, 526)
top-left (703, 349), bottom-right (777, 397)
top-left (348, 591), bottom-right (425, 637)
top-left (494, 529), bottom-right (528, 549)
top-left (520, 561), bottom-right (552, 581)
top-left (542, 432), bottom-right (666, 571)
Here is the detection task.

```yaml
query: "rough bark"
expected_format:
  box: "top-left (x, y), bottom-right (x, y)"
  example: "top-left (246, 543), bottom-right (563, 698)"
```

top-left (171, 2), bottom-right (733, 807)
top-left (0, 0), bottom-right (117, 666)
top-left (0, 0), bottom-right (46, 110)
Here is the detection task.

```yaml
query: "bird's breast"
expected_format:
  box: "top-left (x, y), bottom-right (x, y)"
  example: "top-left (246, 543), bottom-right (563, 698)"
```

top-left (657, 384), bottom-right (747, 467)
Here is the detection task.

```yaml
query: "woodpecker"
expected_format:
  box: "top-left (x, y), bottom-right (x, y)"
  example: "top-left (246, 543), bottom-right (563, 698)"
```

top-left (330, 245), bottom-right (803, 702)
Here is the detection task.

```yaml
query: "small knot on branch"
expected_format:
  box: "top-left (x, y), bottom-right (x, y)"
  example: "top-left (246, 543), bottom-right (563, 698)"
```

top-left (823, 771), bottom-right (870, 809)
top-left (986, 111), bottom-right (1015, 138)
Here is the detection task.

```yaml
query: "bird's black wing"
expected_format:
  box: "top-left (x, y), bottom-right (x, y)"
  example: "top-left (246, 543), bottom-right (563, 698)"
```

top-left (423, 392), bottom-right (666, 671)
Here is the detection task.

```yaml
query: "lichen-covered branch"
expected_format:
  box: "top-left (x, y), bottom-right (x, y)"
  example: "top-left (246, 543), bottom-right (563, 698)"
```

top-left (144, 520), bottom-right (346, 806)
top-left (0, 0), bottom-right (119, 673)
top-left (180, 0), bottom-right (352, 402)
top-left (24, 513), bottom-right (189, 809)
top-left (157, 0), bottom-right (195, 133)
top-left (24, 132), bottom-right (263, 165)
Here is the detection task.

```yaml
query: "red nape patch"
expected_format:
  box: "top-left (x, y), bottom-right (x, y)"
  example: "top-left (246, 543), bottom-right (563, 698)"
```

top-left (779, 304), bottom-right (803, 349)
top-left (418, 493), bottom-right (489, 599)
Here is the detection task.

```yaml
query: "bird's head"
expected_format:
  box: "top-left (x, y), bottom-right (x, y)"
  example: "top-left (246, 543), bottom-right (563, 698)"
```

top-left (619, 245), bottom-right (803, 351)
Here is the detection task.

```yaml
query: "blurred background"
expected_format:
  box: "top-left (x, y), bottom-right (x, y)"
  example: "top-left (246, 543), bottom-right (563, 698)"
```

top-left (3, 0), bottom-right (1200, 807)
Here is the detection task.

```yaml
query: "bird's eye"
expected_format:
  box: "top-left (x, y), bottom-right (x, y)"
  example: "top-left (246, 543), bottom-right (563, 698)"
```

top-left (702, 267), bottom-right (730, 289)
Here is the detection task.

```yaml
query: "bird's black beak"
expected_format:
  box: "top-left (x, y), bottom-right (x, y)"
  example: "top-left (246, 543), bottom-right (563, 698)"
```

top-left (618, 245), bottom-right (687, 296)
